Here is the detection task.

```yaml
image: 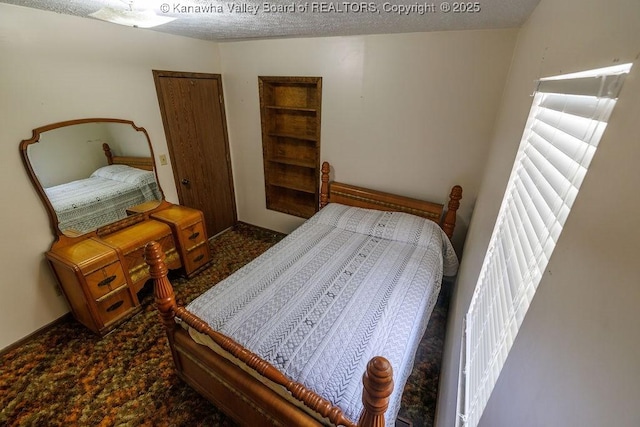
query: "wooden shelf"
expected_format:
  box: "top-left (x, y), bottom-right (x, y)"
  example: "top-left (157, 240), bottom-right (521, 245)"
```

top-left (266, 105), bottom-right (318, 113)
top-left (268, 181), bottom-right (316, 194)
top-left (267, 132), bottom-right (317, 142)
top-left (266, 162), bottom-right (317, 193)
top-left (259, 76), bottom-right (322, 219)
top-left (266, 188), bottom-right (318, 218)
top-left (268, 156), bottom-right (316, 168)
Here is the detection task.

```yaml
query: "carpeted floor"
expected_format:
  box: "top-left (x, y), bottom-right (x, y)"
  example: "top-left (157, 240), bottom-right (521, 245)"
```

top-left (0, 222), bottom-right (450, 427)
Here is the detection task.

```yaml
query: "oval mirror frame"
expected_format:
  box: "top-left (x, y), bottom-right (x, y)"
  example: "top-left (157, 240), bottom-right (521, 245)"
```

top-left (20, 118), bottom-right (164, 240)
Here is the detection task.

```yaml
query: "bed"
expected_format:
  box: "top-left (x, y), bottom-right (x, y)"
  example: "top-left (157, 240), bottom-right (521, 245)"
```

top-left (144, 162), bottom-right (462, 426)
top-left (44, 143), bottom-right (161, 234)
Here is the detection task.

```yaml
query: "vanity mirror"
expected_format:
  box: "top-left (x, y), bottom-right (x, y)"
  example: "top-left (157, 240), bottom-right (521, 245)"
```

top-left (21, 118), bottom-right (212, 335)
top-left (20, 118), bottom-right (163, 238)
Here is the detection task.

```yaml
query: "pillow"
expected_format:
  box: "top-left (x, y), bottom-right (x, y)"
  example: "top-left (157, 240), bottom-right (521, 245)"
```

top-left (310, 203), bottom-right (459, 276)
top-left (91, 165), bottom-right (156, 186)
top-left (307, 203), bottom-right (459, 276)
top-left (91, 164), bottom-right (132, 179)
top-left (309, 203), bottom-right (442, 247)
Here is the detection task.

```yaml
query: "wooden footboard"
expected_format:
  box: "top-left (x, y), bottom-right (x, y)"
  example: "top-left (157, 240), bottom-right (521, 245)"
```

top-left (146, 241), bottom-right (394, 427)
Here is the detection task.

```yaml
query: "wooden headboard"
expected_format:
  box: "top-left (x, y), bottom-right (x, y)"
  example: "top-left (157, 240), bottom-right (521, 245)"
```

top-left (319, 162), bottom-right (462, 239)
top-left (102, 143), bottom-right (154, 171)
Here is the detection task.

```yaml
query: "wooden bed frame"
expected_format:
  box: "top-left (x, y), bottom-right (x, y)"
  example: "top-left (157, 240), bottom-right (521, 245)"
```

top-left (102, 142), bottom-right (155, 171)
top-left (145, 162), bottom-right (462, 426)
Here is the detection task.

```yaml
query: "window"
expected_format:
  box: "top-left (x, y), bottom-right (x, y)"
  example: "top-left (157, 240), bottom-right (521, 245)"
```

top-left (458, 63), bottom-right (632, 427)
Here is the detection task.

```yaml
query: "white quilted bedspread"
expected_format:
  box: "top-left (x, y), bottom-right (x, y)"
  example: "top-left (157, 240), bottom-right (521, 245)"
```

top-left (44, 165), bottom-right (161, 233)
top-left (187, 203), bottom-right (459, 424)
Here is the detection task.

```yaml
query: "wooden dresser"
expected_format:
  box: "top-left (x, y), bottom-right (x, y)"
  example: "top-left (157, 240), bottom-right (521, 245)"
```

top-left (46, 203), bottom-right (211, 336)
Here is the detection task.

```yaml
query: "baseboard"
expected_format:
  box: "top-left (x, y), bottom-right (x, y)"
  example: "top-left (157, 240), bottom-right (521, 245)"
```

top-left (396, 416), bottom-right (413, 427)
top-left (235, 221), bottom-right (287, 236)
top-left (0, 313), bottom-right (72, 356)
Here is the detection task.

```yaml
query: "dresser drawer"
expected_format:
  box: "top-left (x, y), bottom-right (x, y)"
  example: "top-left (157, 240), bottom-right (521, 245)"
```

top-left (123, 246), bottom-right (149, 285)
top-left (122, 234), bottom-right (179, 290)
top-left (96, 287), bottom-right (134, 326)
top-left (85, 261), bottom-right (127, 300)
top-left (150, 205), bottom-right (211, 277)
top-left (184, 243), bottom-right (211, 274)
top-left (180, 221), bottom-right (207, 251)
top-left (124, 238), bottom-right (177, 279)
top-left (102, 220), bottom-right (181, 292)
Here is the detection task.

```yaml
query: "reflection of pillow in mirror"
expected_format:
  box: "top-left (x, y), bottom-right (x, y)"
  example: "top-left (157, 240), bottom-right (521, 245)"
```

top-left (91, 164), bottom-right (130, 179)
top-left (91, 165), bottom-right (156, 186)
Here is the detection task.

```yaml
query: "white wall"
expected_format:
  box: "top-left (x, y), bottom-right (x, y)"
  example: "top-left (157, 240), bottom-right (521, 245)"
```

top-left (0, 3), bottom-right (221, 350)
top-left (29, 123), bottom-right (112, 187)
top-left (438, 0), bottom-right (640, 426)
top-left (105, 122), bottom-right (153, 157)
top-left (219, 30), bottom-right (518, 251)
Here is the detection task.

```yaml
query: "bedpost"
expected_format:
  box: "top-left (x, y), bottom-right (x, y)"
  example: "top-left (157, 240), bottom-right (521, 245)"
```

top-left (441, 185), bottom-right (462, 240)
top-left (102, 143), bottom-right (114, 165)
top-left (320, 161), bottom-right (330, 208)
top-left (358, 356), bottom-right (394, 427)
top-left (144, 241), bottom-right (177, 331)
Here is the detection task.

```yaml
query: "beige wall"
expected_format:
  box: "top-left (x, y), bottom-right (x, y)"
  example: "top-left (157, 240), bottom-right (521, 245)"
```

top-left (219, 30), bottom-right (518, 251)
top-left (0, 3), bottom-right (221, 350)
top-left (438, 0), bottom-right (640, 426)
top-left (29, 123), bottom-right (112, 187)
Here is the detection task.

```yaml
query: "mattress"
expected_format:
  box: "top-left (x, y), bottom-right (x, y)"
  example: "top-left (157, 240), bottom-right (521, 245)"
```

top-left (186, 203), bottom-right (459, 424)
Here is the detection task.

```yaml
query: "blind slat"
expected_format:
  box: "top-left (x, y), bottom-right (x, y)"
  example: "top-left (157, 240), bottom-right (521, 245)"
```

top-left (537, 73), bottom-right (627, 98)
top-left (538, 92), bottom-right (604, 118)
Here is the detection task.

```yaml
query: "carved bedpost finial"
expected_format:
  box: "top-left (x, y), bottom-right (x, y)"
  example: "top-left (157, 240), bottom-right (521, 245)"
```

top-left (144, 241), bottom-right (177, 330)
top-left (442, 185), bottom-right (463, 240)
top-left (358, 356), bottom-right (394, 427)
top-left (320, 161), bottom-right (331, 208)
top-left (102, 143), bottom-right (114, 165)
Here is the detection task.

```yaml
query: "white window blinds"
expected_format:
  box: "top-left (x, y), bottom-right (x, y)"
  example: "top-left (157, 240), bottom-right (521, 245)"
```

top-left (459, 63), bottom-right (631, 427)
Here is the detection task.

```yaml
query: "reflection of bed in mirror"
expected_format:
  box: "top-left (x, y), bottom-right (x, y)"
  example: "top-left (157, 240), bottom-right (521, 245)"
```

top-left (23, 119), bottom-right (164, 237)
top-left (43, 143), bottom-right (161, 235)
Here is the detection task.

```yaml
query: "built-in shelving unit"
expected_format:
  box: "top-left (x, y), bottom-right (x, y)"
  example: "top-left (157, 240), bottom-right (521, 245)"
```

top-left (259, 76), bottom-right (322, 218)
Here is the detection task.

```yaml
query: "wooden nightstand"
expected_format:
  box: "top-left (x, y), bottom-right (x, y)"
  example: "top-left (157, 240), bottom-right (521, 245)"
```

top-left (151, 205), bottom-right (212, 278)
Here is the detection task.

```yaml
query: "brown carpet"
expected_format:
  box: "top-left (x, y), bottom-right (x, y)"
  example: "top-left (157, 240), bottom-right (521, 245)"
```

top-left (0, 222), bottom-right (450, 427)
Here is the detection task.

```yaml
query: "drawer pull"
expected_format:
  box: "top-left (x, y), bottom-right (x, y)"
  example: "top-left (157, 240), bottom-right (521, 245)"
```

top-left (106, 300), bottom-right (124, 312)
top-left (188, 231), bottom-right (200, 240)
top-left (193, 254), bottom-right (205, 263)
top-left (97, 275), bottom-right (117, 287)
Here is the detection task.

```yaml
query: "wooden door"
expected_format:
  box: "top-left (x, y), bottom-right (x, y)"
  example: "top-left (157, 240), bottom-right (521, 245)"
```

top-left (153, 71), bottom-right (236, 236)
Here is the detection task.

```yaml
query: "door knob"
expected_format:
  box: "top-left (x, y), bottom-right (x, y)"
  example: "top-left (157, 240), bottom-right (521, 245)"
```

top-left (181, 178), bottom-right (190, 185)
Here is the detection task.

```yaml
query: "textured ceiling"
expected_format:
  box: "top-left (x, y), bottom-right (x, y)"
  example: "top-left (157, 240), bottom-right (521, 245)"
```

top-left (1, 0), bottom-right (540, 41)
